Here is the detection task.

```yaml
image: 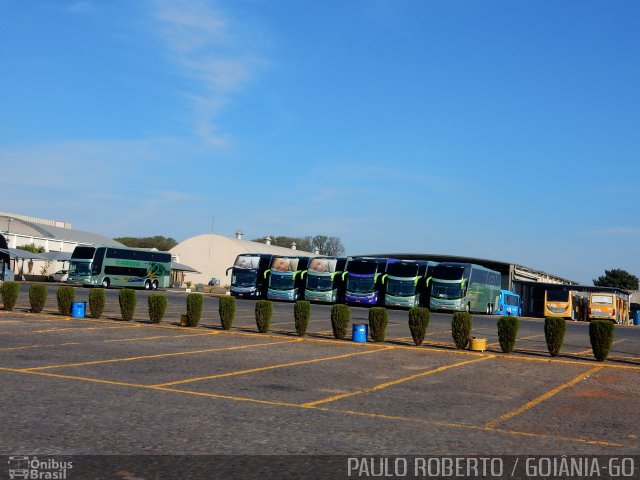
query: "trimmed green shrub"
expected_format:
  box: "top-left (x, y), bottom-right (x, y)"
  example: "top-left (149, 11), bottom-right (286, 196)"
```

top-left (255, 300), bottom-right (273, 333)
top-left (186, 293), bottom-right (203, 327)
top-left (118, 288), bottom-right (137, 321)
top-left (497, 315), bottom-right (520, 353)
top-left (88, 288), bottom-right (106, 319)
top-left (408, 307), bottom-right (430, 346)
top-left (330, 304), bottom-right (350, 340)
top-left (369, 307), bottom-right (389, 342)
top-left (544, 316), bottom-right (566, 357)
top-left (451, 312), bottom-right (473, 349)
top-left (589, 320), bottom-right (615, 361)
top-left (148, 294), bottom-right (168, 324)
top-left (29, 284), bottom-right (48, 313)
top-left (56, 286), bottom-right (76, 315)
top-left (219, 295), bottom-right (236, 330)
top-left (294, 300), bottom-right (311, 337)
top-left (1, 281), bottom-right (20, 311)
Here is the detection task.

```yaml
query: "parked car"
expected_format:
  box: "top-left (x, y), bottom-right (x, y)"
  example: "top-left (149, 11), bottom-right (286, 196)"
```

top-left (48, 270), bottom-right (69, 282)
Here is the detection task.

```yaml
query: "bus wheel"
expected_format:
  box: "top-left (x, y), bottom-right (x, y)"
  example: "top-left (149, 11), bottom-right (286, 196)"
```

top-left (466, 303), bottom-right (470, 313)
top-left (151, 280), bottom-right (158, 290)
top-left (102, 278), bottom-right (110, 288)
top-left (144, 280), bottom-right (151, 290)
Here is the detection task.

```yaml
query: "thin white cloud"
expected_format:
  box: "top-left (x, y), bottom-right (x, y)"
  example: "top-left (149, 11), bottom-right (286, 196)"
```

top-left (150, 0), bottom-right (267, 146)
top-left (587, 227), bottom-right (640, 237)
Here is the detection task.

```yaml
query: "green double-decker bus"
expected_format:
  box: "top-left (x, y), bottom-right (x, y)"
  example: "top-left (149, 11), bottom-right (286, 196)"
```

top-left (67, 245), bottom-right (171, 289)
top-left (429, 262), bottom-right (501, 314)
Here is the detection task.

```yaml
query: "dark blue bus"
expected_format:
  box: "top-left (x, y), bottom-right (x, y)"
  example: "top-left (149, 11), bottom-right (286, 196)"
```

top-left (344, 257), bottom-right (393, 306)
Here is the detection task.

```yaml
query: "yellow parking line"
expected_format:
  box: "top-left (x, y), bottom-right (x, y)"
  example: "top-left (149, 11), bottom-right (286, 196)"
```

top-left (0, 366), bottom-right (149, 388)
top-left (31, 325), bottom-right (142, 334)
top-left (484, 366), bottom-right (603, 428)
top-left (302, 355), bottom-right (494, 407)
top-left (574, 339), bottom-right (625, 356)
top-left (0, 342), bottom-right (81, 352)
top-left (23, 338), bottom-right (296, 371)
top-left (0, 364), bottom-right (631, 449)
top-left (152, 346), bottom-right (394, 388)
top-left (103, 332), bottom-right (215, 343)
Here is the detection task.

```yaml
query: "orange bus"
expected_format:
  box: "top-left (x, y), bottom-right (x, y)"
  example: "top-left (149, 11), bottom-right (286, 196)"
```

top-left (544, 289), bottom-right (588, 321)
top-left (588, 292), bottom-right (630, 324)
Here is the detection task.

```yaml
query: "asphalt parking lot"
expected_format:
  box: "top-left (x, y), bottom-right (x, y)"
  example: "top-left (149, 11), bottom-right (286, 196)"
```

top-left (0, 284), bottom-right (639, 461)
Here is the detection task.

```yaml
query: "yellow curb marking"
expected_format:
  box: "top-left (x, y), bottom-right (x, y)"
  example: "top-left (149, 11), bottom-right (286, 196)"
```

top-left (484, 366), bottom-right (604, 428)
top-left (22, 337), bottom-right (295, 371)
top-left (151, 346), bottom-right (394, 387)
top-left (302, 356), bottom-right (494, 407)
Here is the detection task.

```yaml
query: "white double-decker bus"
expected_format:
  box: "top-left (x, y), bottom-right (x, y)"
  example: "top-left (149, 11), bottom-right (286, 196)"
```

top-left (67, 245), bottom-right (171, 290)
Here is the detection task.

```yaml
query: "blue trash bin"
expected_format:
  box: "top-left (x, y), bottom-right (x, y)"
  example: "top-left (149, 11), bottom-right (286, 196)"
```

top-left (634, 311), bottom-right (640, 326)
top-left (71, 301), bottom-right (86, 318)
top-left (352, 324), bottom-right (368, 343)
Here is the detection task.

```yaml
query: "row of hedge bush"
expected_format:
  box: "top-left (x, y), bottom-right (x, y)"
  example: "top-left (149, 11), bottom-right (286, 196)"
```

top-left (0, 282), bottom-right (617, 361)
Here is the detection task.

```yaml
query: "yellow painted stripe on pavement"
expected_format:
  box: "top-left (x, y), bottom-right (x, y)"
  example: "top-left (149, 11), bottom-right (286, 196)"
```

top-left (574, 339), bottom-right (625, 356)
top-left (484, 366), bottom-right (603, 428)
top-left (302, 355), bottom-right (494, 407)
top-left (23, 338), bottom-right (295, 371)
top-left (152, 346), bottom-right (394, 387)
top-left (0, 364), bottom-right (631, 449)
top-left (0, 342), bottom-right (81, 352)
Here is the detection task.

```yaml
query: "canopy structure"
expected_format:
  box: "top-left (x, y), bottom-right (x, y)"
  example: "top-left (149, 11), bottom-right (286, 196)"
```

top-left (0, 248), bottom-right (47, 260)
top-left (171, 261), bottom-right (200, 273)
top-left (40, 251), bottom-right (73, 262)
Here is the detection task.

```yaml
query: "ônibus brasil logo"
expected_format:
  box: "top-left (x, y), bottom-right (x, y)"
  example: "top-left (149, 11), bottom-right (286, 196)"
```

top-left (8, 456), bottom-right (73, 479)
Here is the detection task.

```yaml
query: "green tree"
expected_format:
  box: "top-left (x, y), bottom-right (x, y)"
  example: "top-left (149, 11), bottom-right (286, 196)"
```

top-left (114, 236), bottom-right (178, 251)
top-left (593, 269), bottom-right (639, 290)
top-left (16, 243), bottom-right (45, 253)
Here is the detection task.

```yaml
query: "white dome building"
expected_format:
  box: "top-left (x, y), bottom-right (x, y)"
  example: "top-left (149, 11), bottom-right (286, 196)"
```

top-left (170, 232), bottom-right (315, 287)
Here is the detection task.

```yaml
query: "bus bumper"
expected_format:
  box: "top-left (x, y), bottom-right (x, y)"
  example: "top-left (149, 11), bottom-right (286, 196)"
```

top-left (346, 292), bottom-right (377, 306)
top-left (231, 286), bottom-right (260, 298)
top-left (305, 290), bottom-right (336, 303)
top-left (267, 289), bottom-right (297, 302)
top-left (385, 295), bottom-right (418, 308)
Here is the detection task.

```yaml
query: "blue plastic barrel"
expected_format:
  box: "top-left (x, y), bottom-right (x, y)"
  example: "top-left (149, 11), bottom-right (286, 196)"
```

top-left (634, 311), bottom-right (640, 326)
top-left (71, 301), bottom-right (86, 318)
top-left (352, 324), bottom-right (368, 343)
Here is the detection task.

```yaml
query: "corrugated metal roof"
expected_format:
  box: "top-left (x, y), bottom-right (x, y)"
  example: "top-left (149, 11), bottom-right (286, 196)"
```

top-left (0, 215), bottom-right (123, 246)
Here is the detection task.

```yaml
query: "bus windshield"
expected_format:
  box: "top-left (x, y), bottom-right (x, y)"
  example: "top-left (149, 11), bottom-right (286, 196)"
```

top-left (432, 282), bottom-right (462, 299)
top-left (232, 270), bottom-right (257, 287)
top-left (269, 272), bottom-right (295, 290)
top-left (71, 247), bottom-right (96, 260)
top-left (386, 263), bottom-right (419, 277)
top-left (547, 290), bottom-right (569, 302)
top-left (348, 261), bottom-right (381, 275)
top-left (347, 276), bottom-right (375, 293)
top-left (306, 275), bottom-right (333, 291)
top-left (386, 279), bottom-right (416, 296)
top-left (432, 266), bottom-right (464, 281)
top-left (69, 261), bottom-right (91, 276)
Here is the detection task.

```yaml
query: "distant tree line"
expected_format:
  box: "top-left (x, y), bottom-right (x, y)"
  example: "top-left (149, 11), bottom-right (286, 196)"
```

top-left (114, 236), bottom-right (178, 252)
top-left (252, 235), bottom-right (345, 256)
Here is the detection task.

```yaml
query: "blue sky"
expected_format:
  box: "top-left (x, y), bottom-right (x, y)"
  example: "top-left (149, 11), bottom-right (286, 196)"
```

top-left (1, 0), bottom-right (639, 284)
